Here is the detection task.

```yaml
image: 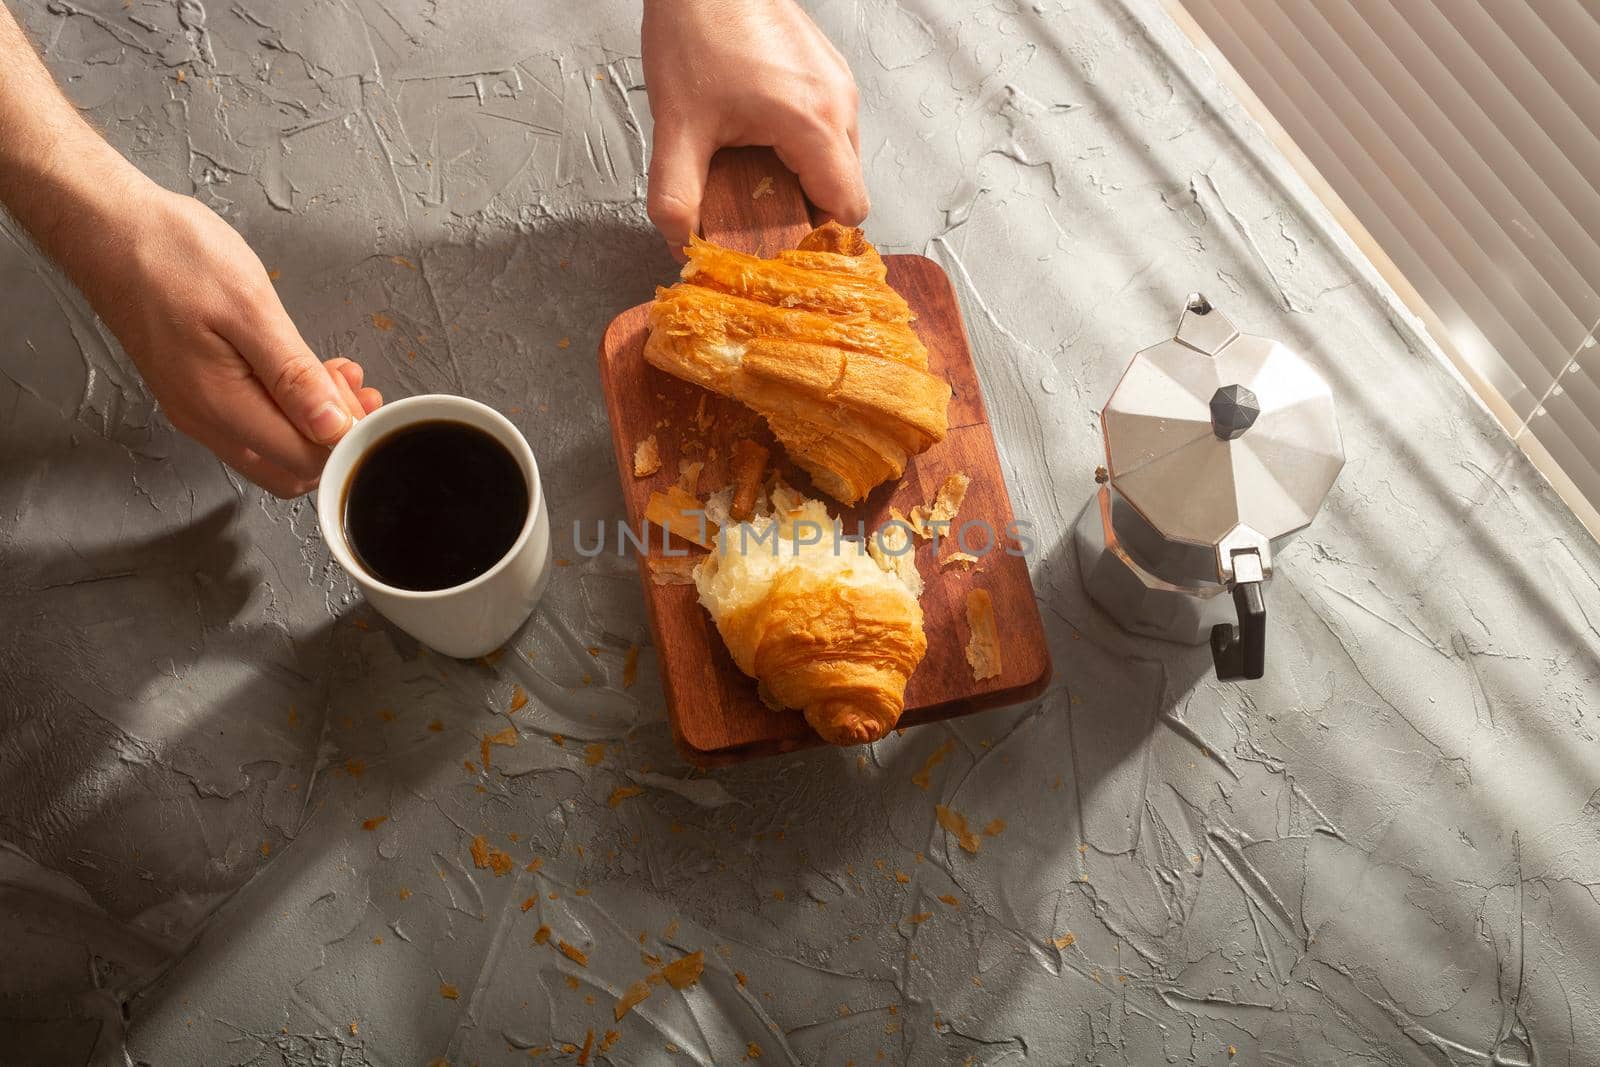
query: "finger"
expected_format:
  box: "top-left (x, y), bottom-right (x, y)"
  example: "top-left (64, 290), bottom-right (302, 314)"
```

top-left (776, 127), bottom-right (870, 226)
top-left (174, 327), bottom-right (330, 480)
top-left (199, 372), bottom-right (332, 482)
top-left (326, 358), bottom-right (376, 416)
top-left (205, 434), bottom-right (316, 499)
top-left (326, 359), bottom-right (361, 388)
top-left (329, 363), bottom-right (366, 421)
top-left (326, 357), bottom-right (364, 392)
top-left (647, 121), bottom-right (715, 255)
top-left (232, 304), bottom-right (353, 446)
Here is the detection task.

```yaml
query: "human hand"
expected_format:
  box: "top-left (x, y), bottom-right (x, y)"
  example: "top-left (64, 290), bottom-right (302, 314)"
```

top-left (641, 0), bottom-right (866, 254)
top-left (71, 184), bottom-right (381, 497)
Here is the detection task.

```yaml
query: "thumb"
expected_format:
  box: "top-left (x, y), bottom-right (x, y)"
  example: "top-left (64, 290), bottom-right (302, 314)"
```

top-left (235, 304), bottom-right (352, 445)
top-left (648, 121), bottom-right (714, 254)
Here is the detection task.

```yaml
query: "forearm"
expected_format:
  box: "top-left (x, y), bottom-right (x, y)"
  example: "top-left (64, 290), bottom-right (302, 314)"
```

top-left (0, 6), bottom-right (152, 277)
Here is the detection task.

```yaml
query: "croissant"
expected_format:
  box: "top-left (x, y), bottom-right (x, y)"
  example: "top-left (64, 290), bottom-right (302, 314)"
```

top-left (645, 223), bottom-right (951, 505)
top-left (695, 488), bottom-right (926, 746)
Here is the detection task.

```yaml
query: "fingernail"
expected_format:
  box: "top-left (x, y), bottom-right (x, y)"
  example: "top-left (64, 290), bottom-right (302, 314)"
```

top-left (308, 402), bottom-right (350, 443)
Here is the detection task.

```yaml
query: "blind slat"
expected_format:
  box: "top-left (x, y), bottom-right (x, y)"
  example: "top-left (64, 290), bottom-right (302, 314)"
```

top-left (1526, 0), bottom-right (1600, 131)
top-left (1212, 0), bottom-right (1574, 389)
top-left (1453, 0), bottom-right (1600, 185)
top-left (1356, 0), bottom-right (1600, 329)
top-left (1390, 0), bottom-right (1600, 275)
top-left (1185, 0), bottom-right (1600, 511)
top-left (1318, 0), bottom-right (1600, 348)
top-left (1185, 0), bottom-right (1545, 416)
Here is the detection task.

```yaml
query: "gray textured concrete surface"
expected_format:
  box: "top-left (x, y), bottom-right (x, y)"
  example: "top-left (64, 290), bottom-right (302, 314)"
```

top-left (2, 0), bottom-right (1599, 1064)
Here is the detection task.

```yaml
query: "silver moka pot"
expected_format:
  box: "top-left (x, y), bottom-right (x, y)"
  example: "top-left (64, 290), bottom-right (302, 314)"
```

top-left (1073, 294), bottom-right (1344, 680)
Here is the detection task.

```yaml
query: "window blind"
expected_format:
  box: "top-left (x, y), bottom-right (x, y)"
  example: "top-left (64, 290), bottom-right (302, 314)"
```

top-left (1172, 0), bottom-right (1600, 533)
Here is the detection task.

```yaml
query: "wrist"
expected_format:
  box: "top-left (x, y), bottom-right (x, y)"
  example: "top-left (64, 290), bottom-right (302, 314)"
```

top-left (0, 9), bottom-right (167, 303)
top-left (7, 138), bottom-right (164, 293)
top-left (10, 138), bottom-right (155, 243)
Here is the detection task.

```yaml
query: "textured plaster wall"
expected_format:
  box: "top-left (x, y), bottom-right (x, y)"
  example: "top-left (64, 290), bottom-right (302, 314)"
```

top-left (1, 0), bottom-right (1598, 1064)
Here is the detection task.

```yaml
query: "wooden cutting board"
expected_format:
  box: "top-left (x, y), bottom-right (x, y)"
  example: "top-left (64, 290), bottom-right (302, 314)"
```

top-left (598, 148), bottom-right (1051, 765)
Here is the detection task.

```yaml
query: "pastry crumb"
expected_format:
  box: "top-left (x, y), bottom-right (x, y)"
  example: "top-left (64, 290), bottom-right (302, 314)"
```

top-left (469, 834), bottom-right (515, 876)
top-left (964, 587), bottom-right (1002, 681)
top-left (935, 804), bottom-right (982, 854)
top-left (633, 434), bottom-right (661, 477)
top-left (751, 176), bottom-right (775, 200)
top-left (911, 738), bottom-right (955, 791)
top-left (662, 950), bottom-right (705, 989)
top-left (729, 439), bottom-right (770, 520)
top-left (648, 556), bottom-right (699, 586)
top-left (644, 486), bottom-right (716, 548)
top-left (615, 979), bottom-right (651, 1020)
top-left (941, 551), bottom-right (980, 570)
top-left (909, 472), bottom-right (971, 540)
top-left (608, 785), bottom-right (644, 807)
top-left (480, 725), bottom-right (517, 771)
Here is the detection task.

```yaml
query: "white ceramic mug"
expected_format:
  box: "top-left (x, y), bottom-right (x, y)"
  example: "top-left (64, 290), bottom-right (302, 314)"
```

top-left (317, 395), bottom-right (552, 658)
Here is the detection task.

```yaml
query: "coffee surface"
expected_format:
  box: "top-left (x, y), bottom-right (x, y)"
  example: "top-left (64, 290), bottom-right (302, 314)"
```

top-left (344, 420), bottom-right (529, 591)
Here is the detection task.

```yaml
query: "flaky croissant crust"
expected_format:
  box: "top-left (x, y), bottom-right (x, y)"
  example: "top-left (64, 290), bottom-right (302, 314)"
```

top-left (717, 566), bottom-right (927, 746)
top-left (645, 222), bottom-right (951, 505)
top-left (694, 492), bottom-right (927, 747)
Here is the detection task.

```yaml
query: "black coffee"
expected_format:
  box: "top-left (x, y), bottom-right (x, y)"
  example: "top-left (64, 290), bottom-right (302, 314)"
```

top-left (343, 420), bottom-right (529, 592)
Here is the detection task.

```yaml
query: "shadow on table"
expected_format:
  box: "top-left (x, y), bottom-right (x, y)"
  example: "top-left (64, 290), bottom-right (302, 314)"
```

top-left (0, 208), bottom-right (680, 1061)
top-left (0, 493), bottom-right (342, 1061)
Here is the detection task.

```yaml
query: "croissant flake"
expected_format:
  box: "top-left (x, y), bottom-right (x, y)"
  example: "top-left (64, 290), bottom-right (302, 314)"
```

top-left (633, 434), bottom-right (661, 477)
top-left (661, 950), bottom-right (705, 989)
top-left (935, 804), bottom-right (982, 854)
top-left (964, 588), bottom-right (1002, 682)
top-left (644, 486), bottom-right (716, 549)
top-left (909, 472), bottom-right (971, 540)
top-left (729, 439), bottom-right (770, 521)
top-left (648, 556), bottom-right (699, 586)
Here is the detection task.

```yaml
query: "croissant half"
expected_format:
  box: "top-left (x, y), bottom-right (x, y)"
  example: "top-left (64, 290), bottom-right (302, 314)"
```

top-left (645, 223), bottom-right (951, 505)
top-left (694, 491), bottom-right (926, 746)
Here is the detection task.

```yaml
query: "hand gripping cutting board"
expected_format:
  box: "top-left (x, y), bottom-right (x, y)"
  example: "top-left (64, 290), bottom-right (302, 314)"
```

top-left (598, 148), bottom-right (1051, 765)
